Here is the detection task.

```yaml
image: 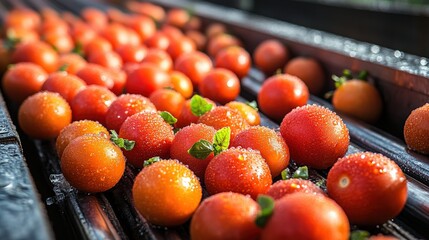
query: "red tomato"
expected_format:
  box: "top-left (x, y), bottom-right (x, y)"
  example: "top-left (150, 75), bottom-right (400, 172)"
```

top-left (57, 53), bottom-right (87, 75)
top-left (125, 15), bottom-right (156, 42)
top-left (11, 40), bottom-right (59, 73)
top-left (125, 63), bottom-right (171, 97)
top-left (81, 7), bottom-right (108, 30)
top-left (41, 71), bottom-right (87, 104)
top-left (190, 192), bottom-right (261, 240)
top-left (175, 97), bottom-right (215, 128)
top-left (327, 152), bottom-right (408, 225)
top-left (404, 103), bottom-right (429, 154)
top-left (261, 193), bottom-right (349, 240)
top-left (257, 74), bottom-right (309, 122)
top-left (167, 36), bottom-right (196, 61)
top-left (149, 89), bottom-right (185, 118)
top-left (207, 33), bottom-right (241, 58)
top-left (141, 48), bottom-right (173, 72)
top-left (199, 68), bottom-right (240, 105)
top-left (115, 44), bottom-right (147, 63)
top-left (253, 39), bottom-right (289, 74)
top-left (215, 46), bottom-right (251, 79)
top-left (165, 8), bottom-right (190, 29)
top-left (170, 71), bottom-right (194, 99)
top-left (5, 8), bottom-right (40, 31)
top-left (70, 85), bottom-right (117, 126)
top-left (284, 57), bottom-right (326, 95)
top-left (280, 104), bottom-right (349, 169)
top-left (145, 31), bottom-right (170, 50)
top-left (84, 37), bottom-right (113, 57)
top-left (174, 51), bottom-right (213, 88)
top-left (266, 179), bottom-right (325, 200)
top-left (76, 63), bottom-right (115, 89)
top-left (87, 50), bottom-right (123, 70)
top-left (43, 32), bottom-right (74, 54)
top-left (185, 30), bottom-right (207, 51)
top-left (204, 147), bottom-right (272, 199)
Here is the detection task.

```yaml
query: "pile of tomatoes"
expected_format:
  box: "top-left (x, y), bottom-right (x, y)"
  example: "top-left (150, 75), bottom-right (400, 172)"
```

top-left (0, 2), bottom-right (415, 239)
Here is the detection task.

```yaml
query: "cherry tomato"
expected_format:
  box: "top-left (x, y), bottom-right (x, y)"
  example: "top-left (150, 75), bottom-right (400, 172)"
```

top-left (141, 48), bottom-right (173, 72)
top-left (257, 73), bottom-right (309, 122)
top-left (280, 104), bottom-right (350, 169)
top-left (175, 97), bottom-right (215, 128)
top-left (327, 152), bottom-right (408, 225)
top-left (174, 51), bottom-right (213, 88)
top-left (11, 40), bottom-right (59, 73)
top-left (225, 101), bottom-right (261, 126)
top-left (207, 33), bottom-right (241, 58)
top-left (170, 71), bottom-right (194, 99)
top-left (205, 23), bottom-right (227, 39)
top-left (115, 44), bottom-right (147, 63)
top-left (165, 8), bottom-right (190, 29)
top-left (149, 89), bottom-right (185, 118)
top-left (81, 7), bottom-right (108, 30)
top-left (253, 39), bottom-right (289, 74)
top-left (57, 53), bottom-right (87, 75)
top-left (76, 63), bottom-right (115, 89)
top-left (41, 71), bottom-right (87, 104)
top-left (185, 30), bottom-right (207, 51)
top-left (215, 46), bottom-right (251, 79)
top-left (125, 63), bottom-right (171, 97)
top-left (145, 31), bottom-right (170, 50)
top-left (84, 36), bottom-right (113, 58)
top-left (199, 68), bottom-right (240, 105)
top-left (404, 103), bottom-right (429, 154)
top-left (284, 57), bottom-right (326, 95)
top-left (266, 179), bottom-right (325, 200)
top-left (167, 36), bottom-right (196, 61)
top-left (87, 50), bottom-right (123, 70)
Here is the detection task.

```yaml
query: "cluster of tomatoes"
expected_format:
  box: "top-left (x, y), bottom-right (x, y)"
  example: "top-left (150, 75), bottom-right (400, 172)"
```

top-left (0, 2), bottom-right (415, 240)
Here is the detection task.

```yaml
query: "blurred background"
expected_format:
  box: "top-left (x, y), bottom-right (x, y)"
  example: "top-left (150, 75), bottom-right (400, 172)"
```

top-left (201, 0), bottom-right (429, 57)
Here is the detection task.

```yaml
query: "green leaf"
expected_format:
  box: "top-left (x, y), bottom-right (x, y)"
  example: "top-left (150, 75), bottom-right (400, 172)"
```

top-left (332, 74), bottom-right (347, 89)
top-left (144, 157), bottom-right (161, 167)
top-left (110, 130), bottom-right (135, 151)
top-left (212, 127), bottom-right (230, 156)
top-left (3, 33), bottom-right (20, 50)
top-left (246, 100), bottom-right (258, 111)
top-left (292, 166), bottom-right (309, 179)
top-left (357, 70), bottom-right (368, 81)
top-left (255, 195), bottom-right (275, 228)
top-left (72, 41), bottom-right (85, 57)
top-left (281, 168), bottom-right (290, 180)
top-left (58, 64), bottom-right (69, 72)
top-left (190, 94), bottom-right (213, 117)
top-left (315, 178), bottom-right (326, 188)
top-left (160, 111), bottom-right (177, 125)
top-left (350, 230), bottom-right (370, 240)
top-left (188, 139), bottom-right (214, 159)
top-left (342, 69), bottom-right (353, 79)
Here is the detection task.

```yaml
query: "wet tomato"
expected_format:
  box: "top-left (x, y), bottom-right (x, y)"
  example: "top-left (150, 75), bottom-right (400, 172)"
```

top-left (61, 134), bottom-right (125, 193)
top-left (76, 63), bottom-right (115, 90)
top-left (125, 63), bottom-right (171, 97)
top-left (190, 192), bottom-right (261, 240)
top-left (404, 103), bottom-right (429, 154)
top-left (199, 68), bottom-right (240, 105)
top-left (253, 39), bottom-right (289, 74)
top-left (327, 152), bottom-right (408, 226)
top-left (41, 71), bottom-right (87, 104)
top-left (18, 91), bottom-right (72, 140)
top-left (2, 62), bottom-right (48, 103)
top-left (261, 193), bottom-right (349, 240)
top-left (280, 104), bottom-right (349, 169)
top-left (215, 46), bottom-right (251, 79)
top-left (204, 147), bottom-right (272, 199)
top-left (225, 101), bottom-right (261, 126)
top-left (266, 179), bottom-right (325, 200)
top-left (149, 89), bottom-right (185, 118)
top-left (119, 111), bottom-right (174, 167)
top-left (230, 126), bottom-right (290, 177)
top-left (174, 51), bottom-right (213, 88)
top-left (175, 96), bottom-right (215, 128)
top-left (11, 40), bottom-right (59, 73)
top-left (57, 53), bottom-right (87, 75)
top-left (257, 73), bottom-right (309, 122)
top-left (284, 56), bottom-right (326, 95)
top-left (132, 159), bottom-right (202, 226)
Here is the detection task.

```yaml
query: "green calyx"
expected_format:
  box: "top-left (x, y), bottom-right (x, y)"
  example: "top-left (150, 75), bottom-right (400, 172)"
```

top-left (188, 127), bottom-right (231, 159)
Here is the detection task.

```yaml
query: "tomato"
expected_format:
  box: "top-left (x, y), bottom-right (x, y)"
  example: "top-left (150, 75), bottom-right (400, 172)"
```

top-left (170, 71), bottom-right (194, 99)
top-left (165, 8), bottom-right (190, 29)
top-left (369, 235), bottom-right (399, 240)
top-left (61, 134), bottom-right (125, 193)
top-left (253, 39), bottom-right (289, 74)
top-left (327, 152), bottom-right (408, 225)
top-left (43, 32), bottom-right (74, 54)
top-left (56, 120), bottom-right (109, 158)
top-left (190, 192), bottom-right (261, 240)
top-left (5, 8), bottom-right (41, 31)
top-left (125, 63), bottom-right (171, 97)
top-left (83, 37), bottom-right (113, 58)
top-left (261, 193), bottom-right (349, 240)
top-left (332, 79), bottom-right (383, 123)
top-left (161, 25), bottom-right (184, 42)
top-left (105, 94), bottom-right (156, 133)
top-left (207, 33), bottom-right (241, 58)
top-left (141, 48), bottom-right (173, 72)
top-left (175, 97), bottom-right (215, 128)
top-left (11, 40), bottom-right (59, 73)
top-left (170, 123), bottom-right (216, 179)
top-left (70, 85), bottom-right (117, 125)
top-left (119, 111), bottom-right (175, 167)
top-left (174, 51), bottom-right (213, 88)
top-left (69, 21), bottom-right (97, 47)
top-left (280, 104), bottom-right (349, 169)
top-left (166, 36), bottom-right (196, 61)
top-left (5, 28), bottom-right (39, 44)
top-left (76, 63), bottom-right (115, 89)
top-left (107, 68), bottom-right (127, 95)
top-left (125, 15), bottom-right (156, 42)
top-left (225, 101), bottom-right (261, 126)
top-left (215, 46), bottom-right (251, 79)
top-left (100, 23), bottom-right (137, 50)
top-left (205, 147), bottom-right (272, 199)
top-left (404, 103), bottom-right (429, 154)
top-left (149, 89), bottom-right (185, 118)
top-left (41, 71), bottom-right (87, 104)
top-left (257, 73), bottom-right (309, 122)
top-left (81, 7), bottom-right (108, 30)
top-left (284, 57), bottom-right (326, 95)
top-left (18, 91), bottom-right (72, 140)
top-left (57, 53), bottom-right (87, 75)
top-left (115, 44), bottom-right (147, 63)
top-left (205, 23), bottom-right (227, 39)
top-left (230, 126), bottom-right (290, 177)
top-left (87, 50), bottom-right (123, 70)
top-left (266, 179), bottom-right (325, 200)
top-left (144, 31), bottom-right (170, 50)
top-left (126, 1), bottom-right (165, 23)
top-left (185, 30), bottom-right (207, 51)
top-left (199, 68), bottom-right (240, 105)
top-left (132, 159), bottom-right (202, 226)
top-left (198, 106), bottom-right (249, 141)
top-left (2, 62), bottom-right (48, 103)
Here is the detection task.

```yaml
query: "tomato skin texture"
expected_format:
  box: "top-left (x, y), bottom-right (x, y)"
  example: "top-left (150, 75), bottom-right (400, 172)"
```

top-left (174, 51), bottom-right (213, 88)
top-left (403, 103), bottom-right (429, 154)
top-left (119, 111), bottom-right (175, 167)
top-left (253, 39), bottom-right (289, 74)
top-left (230, 126), bottom-right (290, 177)
top-left (125, 64), bottom-right (171, 97)
top-left (261, 193), bottom-right (349, 240)
top-left (70, 85), bottom-right (117, 126)
top-left (170, 123), bottom-right (216, 179)
top-left (199, 68), bottom-right (240, 105)
top-left (11, 41), bottom-right (59, 73)
top-left (258, 74), bottom-right (309, 122)
top-left (2, 62), bottom-right (48, 103)
top-left (190, 192), bottom-right (261, 240)
top-left (266, 179), bottom-right (325, 200)
top-left (284, 57), bottom-right (325, 95)
top-left (225, 101), bottom-right (261, 126)
top-left (132, 160), bottom-right (202, 226)
top-left (204, 147), bottom-right (272, 199)
top-left (280, 104), bottom-right (349, 169)
top-left (327, 152), bottom-right (408, 226)
top-left (332, 79), bottom-right (383, 123)
top-left (18, 92), bottom-right (72, 140)
top-left (61, 134), bottom-right (125, 193)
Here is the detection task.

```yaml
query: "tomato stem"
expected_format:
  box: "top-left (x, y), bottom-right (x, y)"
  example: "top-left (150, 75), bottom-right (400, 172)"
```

top-left (255, 195), bottom-right (275, 228)
top-left (110, 130), bottom-right (135, 151)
